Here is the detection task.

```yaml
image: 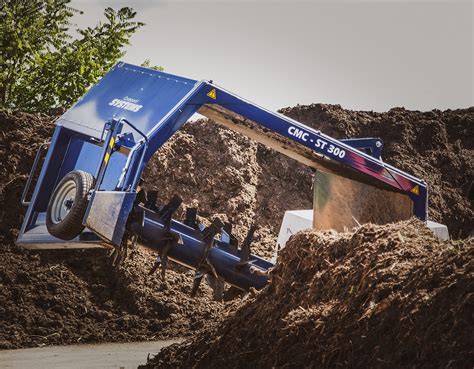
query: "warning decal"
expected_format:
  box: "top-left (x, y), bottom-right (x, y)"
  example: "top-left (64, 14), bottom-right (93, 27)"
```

top-left (207, 89), bottom-right (217, 99)
top-left (410, 185), bottom-right (420, 195)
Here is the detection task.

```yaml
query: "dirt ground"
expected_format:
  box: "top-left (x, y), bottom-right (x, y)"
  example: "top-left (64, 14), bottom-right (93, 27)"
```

top-left (0, 104), bottom-right (472, 355)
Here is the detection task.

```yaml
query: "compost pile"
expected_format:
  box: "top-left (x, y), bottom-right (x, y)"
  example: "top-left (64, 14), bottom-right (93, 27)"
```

top-left (0, 104), bottom-right (472, 351)
top-left (143, 220), bottom-right (473, 369)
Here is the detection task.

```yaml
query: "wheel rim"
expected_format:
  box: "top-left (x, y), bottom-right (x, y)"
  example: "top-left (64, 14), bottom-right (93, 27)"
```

top-left (51, 179), bottom-right (77, 224)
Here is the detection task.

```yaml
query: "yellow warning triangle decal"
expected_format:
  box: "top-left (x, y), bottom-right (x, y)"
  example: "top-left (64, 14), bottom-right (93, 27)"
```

top-left (410, 185), bottom-right (420, 195)
top-left (207, 89), bottom-right (217, 99)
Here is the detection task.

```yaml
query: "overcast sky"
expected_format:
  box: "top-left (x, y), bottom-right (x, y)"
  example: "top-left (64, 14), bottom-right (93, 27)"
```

top-left (71, 0), bottom-right (473, 112)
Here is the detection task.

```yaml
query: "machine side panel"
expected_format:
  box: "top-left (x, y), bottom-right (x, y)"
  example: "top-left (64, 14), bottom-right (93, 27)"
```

top-left (84, 191), bottom-right (136, 246)
top-left (54, 135), bottom-right (127, 191)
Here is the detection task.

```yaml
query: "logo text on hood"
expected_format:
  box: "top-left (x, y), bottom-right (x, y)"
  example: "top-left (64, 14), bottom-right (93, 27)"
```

top-left (109, 97), bottom-right (143, 112)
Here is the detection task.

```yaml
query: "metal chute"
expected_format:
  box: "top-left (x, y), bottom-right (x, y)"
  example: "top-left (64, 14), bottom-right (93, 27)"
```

top-left (313, 170), bottom-right (413, 231)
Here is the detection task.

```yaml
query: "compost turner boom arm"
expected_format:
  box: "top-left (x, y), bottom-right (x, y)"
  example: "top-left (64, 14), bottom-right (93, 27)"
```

top-left (114, 77), bottom-right (427, 222)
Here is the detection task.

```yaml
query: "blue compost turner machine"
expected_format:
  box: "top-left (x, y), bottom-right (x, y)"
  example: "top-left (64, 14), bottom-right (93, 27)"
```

top-left (17, 62), bottom-right (429, 296)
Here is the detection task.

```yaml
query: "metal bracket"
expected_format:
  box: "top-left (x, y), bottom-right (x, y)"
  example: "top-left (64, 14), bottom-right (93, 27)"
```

top-left (222, 222), bottom-right (239, 249)
top-left (146, 194), bottom-right (183, 279)
top-left (95, 119), bottom-right (123, 191)
top-left (237, 224), bottom-right (257, 267)
top-left (184, 207), bottom-right (199, 229)
top-left (144, 190), bottom-right (159, 211)
top-left (158, 194), bottom-right (183, 226)
top-left (340, 138), bottom-right (384, 159)
top-left (191, 218), bottom-right (224, 297)
top-left (21, 142), bottom-right (50, 206)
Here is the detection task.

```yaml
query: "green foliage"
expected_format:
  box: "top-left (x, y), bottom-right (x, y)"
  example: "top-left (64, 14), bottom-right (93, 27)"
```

top-left (0, 0), bottom-right (144, 112)
top-left (141, 58), bottom-right (164, 72)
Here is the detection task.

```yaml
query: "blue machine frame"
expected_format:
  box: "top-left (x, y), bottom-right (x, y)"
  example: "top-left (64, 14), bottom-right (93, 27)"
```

top-left (17, 62), bottom-right (428, 289)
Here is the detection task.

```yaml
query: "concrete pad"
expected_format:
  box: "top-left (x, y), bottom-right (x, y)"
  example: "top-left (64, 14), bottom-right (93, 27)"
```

top-left (0, 340), bottom-right (179, 369)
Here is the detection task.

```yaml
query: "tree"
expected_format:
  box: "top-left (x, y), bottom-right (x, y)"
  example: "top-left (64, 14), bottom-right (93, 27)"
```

top-left (141, 58), bottom-right (164, 72)
top-left (0, 0), bottom-right (144, 113)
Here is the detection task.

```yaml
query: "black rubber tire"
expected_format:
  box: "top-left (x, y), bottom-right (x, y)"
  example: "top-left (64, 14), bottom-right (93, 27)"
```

top-left (46, 170), bottom-right (94, 240)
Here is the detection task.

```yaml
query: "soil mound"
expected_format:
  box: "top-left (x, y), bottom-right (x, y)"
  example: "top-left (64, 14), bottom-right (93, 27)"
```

top-left (0, 112), bottom-right (55, 243)
top-left (0, 245), bottom-right (222, 349)
top-left (280, 104), bottom-right (474, 238)
top-left (143, 220), bottom-right (473, 369)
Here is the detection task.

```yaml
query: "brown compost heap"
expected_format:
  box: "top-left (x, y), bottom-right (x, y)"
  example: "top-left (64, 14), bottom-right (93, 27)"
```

top-left (144, 220), bottom-right (473, 369)
top-left (0, 105), bottom-right (472, 352)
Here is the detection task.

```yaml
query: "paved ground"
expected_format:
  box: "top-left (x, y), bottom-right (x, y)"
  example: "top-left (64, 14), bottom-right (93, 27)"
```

top-left (0, 340), bottom-right (179, 369)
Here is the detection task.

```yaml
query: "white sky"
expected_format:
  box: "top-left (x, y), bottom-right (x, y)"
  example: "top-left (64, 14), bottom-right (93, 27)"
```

top-left (71, 0), bottom-right (473, 112)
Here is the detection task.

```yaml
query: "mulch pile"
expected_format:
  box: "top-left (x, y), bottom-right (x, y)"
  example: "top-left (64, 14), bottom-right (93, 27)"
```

top-left (142, 220), bottom-right (473, 369)
top-left (0, 104), bottom-right (472, 352)
top-left (0, 245), bottom-right (223, 349)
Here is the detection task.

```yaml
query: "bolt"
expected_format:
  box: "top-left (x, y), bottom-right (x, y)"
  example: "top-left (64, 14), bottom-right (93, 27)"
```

top-left (64, 198), bottom-right (74, 210)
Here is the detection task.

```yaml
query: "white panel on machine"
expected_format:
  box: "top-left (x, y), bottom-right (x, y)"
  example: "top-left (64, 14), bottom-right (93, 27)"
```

top-left (273, 210), bottom-right (313, 263)
top-left (427, 220), bottom-right (450, 241)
